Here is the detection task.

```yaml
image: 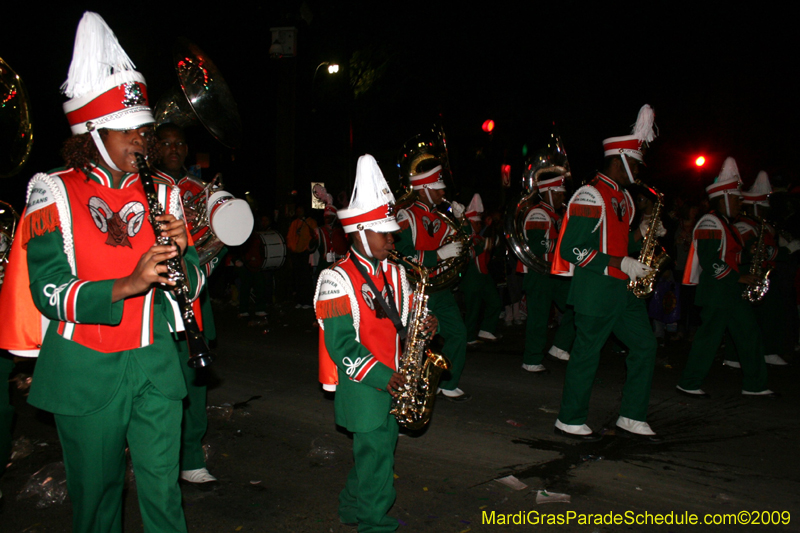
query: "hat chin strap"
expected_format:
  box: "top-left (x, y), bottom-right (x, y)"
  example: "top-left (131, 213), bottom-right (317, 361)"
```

top-left (546, 190), bottom-right (553, 207)
top-left (724, 194), bottom-right (731, 217)
top-left (90, 129), bottom-right (122, 172)
top-left (621, 154), bottom-right (636, 185)
top-left (358, 230), bottom-right (374, 258)
top-left (423, 187), bottom-right (434, 205)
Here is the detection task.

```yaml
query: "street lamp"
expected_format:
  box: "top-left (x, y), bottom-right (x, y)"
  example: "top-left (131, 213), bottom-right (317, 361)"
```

top-left (312, 62), bottom-right (340, 113)
top-left (314, 61), bottom-right (340, 83)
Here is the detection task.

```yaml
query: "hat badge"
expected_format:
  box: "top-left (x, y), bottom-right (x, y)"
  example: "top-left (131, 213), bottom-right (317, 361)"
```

top-left (122, 82), bottom-right (145, 107)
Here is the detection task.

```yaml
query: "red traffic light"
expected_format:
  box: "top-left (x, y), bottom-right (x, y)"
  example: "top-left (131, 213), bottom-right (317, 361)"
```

top-left (482, 119), bottom-right (495, 133)
top-left (695, 156), bottom-right (706, 167)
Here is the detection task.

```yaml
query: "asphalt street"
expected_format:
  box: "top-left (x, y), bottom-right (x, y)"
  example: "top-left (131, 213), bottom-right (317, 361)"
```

top-left (2, 300), bottom-right (798, 532)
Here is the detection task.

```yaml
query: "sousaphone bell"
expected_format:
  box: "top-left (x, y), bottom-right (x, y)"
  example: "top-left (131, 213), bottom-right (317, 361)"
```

top-left (153, 38), bottom-right (253, 266)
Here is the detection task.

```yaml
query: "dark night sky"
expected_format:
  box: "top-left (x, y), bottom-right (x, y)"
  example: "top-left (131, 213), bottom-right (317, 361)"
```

top-left (2, 1), bottom-right (797, 211)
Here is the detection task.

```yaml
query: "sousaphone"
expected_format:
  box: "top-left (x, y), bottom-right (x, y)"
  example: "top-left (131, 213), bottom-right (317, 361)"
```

top-left (505, 128), bottom-right (571, 274)
top-left (0, 56), bottom-right (33, 178)
top-left (396, 122), bottom-right (471, 292)
top-left (153, 39), bottom-right (252, 266)
top-left (154, 38), bottom-right (242, 148)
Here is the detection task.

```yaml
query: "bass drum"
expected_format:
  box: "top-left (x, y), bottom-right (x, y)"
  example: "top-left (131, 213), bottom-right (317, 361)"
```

top-left (244, 230), bottom-right (287, 272)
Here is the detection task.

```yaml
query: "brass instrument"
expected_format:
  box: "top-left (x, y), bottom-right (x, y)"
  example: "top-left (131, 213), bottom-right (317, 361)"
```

top-left (154, 38), bottom-right (242, 149)
top-left (1, 57), bottom-right (33, 179)
top-left (505, 136), bottom-right (571, 274)
top-left (153, 39), bottom-right (252, 265)
top-left (135, 153), bottom-right (214, 368)
top-left (397, 124), bottom-right (471, 292)
top-left (628, 182), bottom-right (670, 298)
top-left (388, 251), bottom-right (450, 430)
top-left (743, 217), bottom-right (772, 303)
top-left (0, 200), bottom-right (20, 286)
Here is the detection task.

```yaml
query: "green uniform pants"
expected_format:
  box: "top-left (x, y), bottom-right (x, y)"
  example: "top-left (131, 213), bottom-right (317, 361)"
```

top-left (176, 339), bottom-right (209, 471)
top-left (523, 271), bottom-right (575, 365)
top-left (427, 290), bottom-right (467, 391)
top-left (54, 356), bottom-right (187, 533)
top-left (755, 286), bottom-right (785, 355)
top-left (0, 355), bottom-right (14, 478)
top-left (558, 293), bottom-right (657, 425)
top-left (679, 302), bottom-right (768, 392)
top-left (339, 413), bottom-right (399, 533)
top-left (460, 268), bottom-right (502, 342)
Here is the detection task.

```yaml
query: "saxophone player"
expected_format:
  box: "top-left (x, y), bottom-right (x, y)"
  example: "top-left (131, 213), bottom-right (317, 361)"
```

top-left (724, 171), bottom-right (795, 367)
top-left (314, 155), bottom-right (436, 532)
top-left (678, 158), bottom-right (775, 398)
top-left (550, 105), bottom-right (661, 441)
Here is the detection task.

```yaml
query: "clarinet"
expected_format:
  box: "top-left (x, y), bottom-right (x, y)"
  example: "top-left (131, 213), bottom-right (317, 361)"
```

top-left (135, 153), bottom-right (214, 368)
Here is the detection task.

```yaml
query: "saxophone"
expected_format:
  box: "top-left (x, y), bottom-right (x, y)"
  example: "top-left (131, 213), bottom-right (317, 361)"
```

top-left (743, 217), bottom-right (772, 303)
top-left (628, 183), bottom-right (670, 298)
top-left (135, 153), bottom-right (214, 368)
top-left (387, 251), bottom-right (450, 430)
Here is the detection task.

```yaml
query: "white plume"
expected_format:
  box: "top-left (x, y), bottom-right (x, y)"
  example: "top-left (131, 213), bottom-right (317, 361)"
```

top-left (348, 155), bottom-right (395, 211)
top-left (61, 12), bottom-right (137, 98)
top-left (630, 104), bottom-right (657, 145)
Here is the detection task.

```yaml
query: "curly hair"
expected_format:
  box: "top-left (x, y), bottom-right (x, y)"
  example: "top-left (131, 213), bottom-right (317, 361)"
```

top-left (61, 128), bottom-right (158, 172)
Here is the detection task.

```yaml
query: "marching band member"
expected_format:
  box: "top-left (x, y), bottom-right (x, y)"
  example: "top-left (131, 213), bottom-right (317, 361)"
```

top-left (394, 164), bottom-right (470, 401)
top-left (153, 123), bottom-right (221, 488)
top-left (461, 194), bottom-right (503, 345)
top-left (521, 173), bottom-right (575, 372)
top-left (0, 13), bottom-right (202, 531)
top-left (551, 105), bottom-right (660, 441)
top-left (315, 154), bottom-right (435, 532)
top-left (725, 171), bottom-right (796, 366)
top-left (678, 158), bottom-right (774, 398)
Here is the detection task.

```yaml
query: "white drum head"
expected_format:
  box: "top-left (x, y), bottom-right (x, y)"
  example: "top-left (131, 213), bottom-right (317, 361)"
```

top-left (209, 192), bottom-right (254, 246)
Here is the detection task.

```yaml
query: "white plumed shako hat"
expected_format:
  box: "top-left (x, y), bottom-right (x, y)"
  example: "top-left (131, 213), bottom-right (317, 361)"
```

top-left (706, 157), bottom-right (743, 199)
top-left (338, 155), bottom-right (400, 234)
top-left (62, 12), bottom-right (154, 135)
top-left (602, 104), bottom-right (657, 163)
top-left (742, 171), bottom-right (772, 206)
top-left (465, 194), bottom-right (484, 221)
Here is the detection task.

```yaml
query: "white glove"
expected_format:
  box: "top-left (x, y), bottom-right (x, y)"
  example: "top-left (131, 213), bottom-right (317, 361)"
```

top-left (780, 236), bottom-right (800, 253)
top-left (639, 215), bottom-right (666, 238)
top-left (450, 201), bottom-right (466, 219)
top-left (437, 241), bottom-right (463, 260)
top-left (621, 256), bottom-right (653, 281)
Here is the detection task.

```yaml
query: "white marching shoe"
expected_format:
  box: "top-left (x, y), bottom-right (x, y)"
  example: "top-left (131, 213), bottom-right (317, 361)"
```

top-left (180, 467), bottom-right (218, 488)
top-left (522, 363), bottom-right (546, 373)
top-left (548, 345), bottom-right (570, 361)
top-left (764, 354), bottom-right (788, 366)
top-left (616, 416), bottom-right (662, 442)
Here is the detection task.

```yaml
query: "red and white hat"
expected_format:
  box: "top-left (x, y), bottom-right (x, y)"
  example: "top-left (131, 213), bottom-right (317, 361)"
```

top-left (61, 13), bottom-right (154, 135)
top-left (537, 174), bottom-right (567, 193)
top-left (603, 104), bottom-right (657, 163)
top-left (465, 194), bottom-right (484, 221)
top-left (409, 165), bottom-right (446, 190)
top-left (742, 171), bottom-right (771, 206)
top-left (706, 157), bottom-right (742, 199)
top-left (338, 155), bottom-right (400, 234)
